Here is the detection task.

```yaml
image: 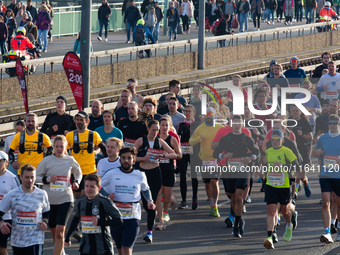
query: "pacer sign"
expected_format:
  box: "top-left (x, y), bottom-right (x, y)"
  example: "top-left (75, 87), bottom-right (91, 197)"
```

top-left (63, 52), bottom-right (84, 111)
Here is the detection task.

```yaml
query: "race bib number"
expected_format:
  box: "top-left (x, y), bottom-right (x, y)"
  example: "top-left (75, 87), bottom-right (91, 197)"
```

top-left (324, 154), bottom-right (338, 169)
top-left (50, 176), bottom-right (68, 191)
top-left (290, 83), bottom-right (300, 88)
top-left (81, 216), bottom-right (101, 234)
top-left (227, 157), bottom-right (244, 171)
top-left (202, 160), bottom-right (217, 167)
top-left (146, 148), bottom-right (169, 164)
top-left (115, 202), bottom-right (136, 219)
top-left (17, 211), bottom-right (37, 230)
top-left (124, 138), bottom-right (136, 147)
top-left (325, 91), bottom-right (337, 100)
top-left (181, 142), bottom-right (193, 155)
top-left (267, 172), bottom-right (285, 186)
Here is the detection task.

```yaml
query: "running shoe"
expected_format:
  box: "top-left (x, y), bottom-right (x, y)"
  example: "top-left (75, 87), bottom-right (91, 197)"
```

top-left (233, 227), bottom-right (241, 238)
top-left (155, 222), bottom-right (166, 230)
top-left (212, 206), bottom-right (220, 217)
top-left (257, 178), bottom-right (262, 183)
top-left (178, 201), bottom-right (188, 209)
top-left (225, 213), bottom-right (235, 228)
top-left (283, 226), bottom-right (293, 242)
top-left (192, 197), bottom-right (199, 210)
top-left (239, 219), bottom-right (245, 236)
top-left (272, 232), bottom-right (278, 243)
top-left (264, 236), bottom-right (274, 249)
top-left (331, 224), bottom-right (337, 234)
top-left (97, 36), bottom-right (102, 41)
top-left (245, 195), bottom-right (251, 203)
top-left (335, 229), bottom-right (340, 241)
top-left (304, 183), bottom-right (312, 197)
top-left (143, 232), bottom-right (153, 243)
top-left (319, 199), bottom-right (323, 204)
top-left (292, 211), bottom-right (298, 230)
top-left (163, 212), bottom-right (170, 222)
top-left (298, 181), bottom-right (302, 192)
top-left (170, 193), bottom-right (178, 210)
top-left (243, 204), bottom-right (246, 213)
top-left (320, 233), bottom-right (333, 244)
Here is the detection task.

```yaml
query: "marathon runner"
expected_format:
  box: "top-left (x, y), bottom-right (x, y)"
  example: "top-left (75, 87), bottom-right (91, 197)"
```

top-left (0, 151), bottom-right (20, 255)
top-left (189, 107), bottom-right (223, 217)
top-left (142, 97), bottom-right (162, 121)
top-left (102, 147), bottom-right (156, 255)
top-left (97, 138), bottom-right (122, 178)
top-left (134, 119), bottom-right (177, 243)
top-left (36, 135), bottom-right (82, 255)
top-left (0, 164), bottom-right (50, 255)
top-left (263, 129), bottom-right (298, 249)
top-left (65, 174), bottom-right (123, 255)
top-left (313, 114), bottom-right (340, 244)
top-left (213, 114), bottom-right (260, 238)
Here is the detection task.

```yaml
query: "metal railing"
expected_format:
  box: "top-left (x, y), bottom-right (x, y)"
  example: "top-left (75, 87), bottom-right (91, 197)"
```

top-left (0, 19), bottom-right (338, 74)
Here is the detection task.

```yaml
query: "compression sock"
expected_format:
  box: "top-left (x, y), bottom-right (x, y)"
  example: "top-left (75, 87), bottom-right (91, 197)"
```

top-left (235, 215), bottom-right (241, 227)
top-left (325, 227), bottom-right (331, 234)
top-left (268, 231), bottom-right (273, 237)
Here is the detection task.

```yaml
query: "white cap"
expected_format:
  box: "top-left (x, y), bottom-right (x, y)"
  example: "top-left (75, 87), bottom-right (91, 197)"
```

top-left (0, 151), bottom-right (8, 161)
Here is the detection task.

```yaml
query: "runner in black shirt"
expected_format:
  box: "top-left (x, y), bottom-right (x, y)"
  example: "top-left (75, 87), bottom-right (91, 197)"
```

top-left (88, 100), bottom-right (104, 131)
top-left (114, 90), bottom-right (131, 126)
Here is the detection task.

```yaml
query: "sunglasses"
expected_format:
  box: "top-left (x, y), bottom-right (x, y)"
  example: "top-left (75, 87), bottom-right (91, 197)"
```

top-left (291, 60), bottom-right (298, 63)
top-left (127, 82), bottom-right (136, 87)
top-left (271, 137), bottom-right (282, 141)
top-left (206, 112), bottom-right (213, 117)
top-left (328, 122), bottom-right (339, 125)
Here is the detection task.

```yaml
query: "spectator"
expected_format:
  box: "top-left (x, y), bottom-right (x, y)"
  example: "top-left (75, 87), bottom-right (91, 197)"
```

top-left (334, 0), bottom-right (340, 15)
top-left (122, 0), bottom-right (132, 16)
top-left (0, 15), bottom-right (8, 55)
top-left (73, 30), bottom-right (93, 54)
top-left (36, 4), bottom-right (51, 52)
top-left (144, 6), bottom-right (157, 35)
top-left (316, 0), bottom-right (325, 18)
top-left (88, 100), bottom-right (104, 131)
top-left (15, 8), bottom-right (23, 28)
top-left (21, 4), bottom-right (32, 20)
top-left (179, 0), bottom-right (193, 34)
top-left (141, 0), bottom-right (155, 16)
top-left (295, 0), bottom-right (304, 22)
top-left (277, 0), bottom-right (284, 21)
top-left (154, 1), bottom-right (163, 43)
top-left (305, 0), bottom-right (316, 24)
top-left (193, 0), bottom-right (199, 27)
top-left (267, 0), bottom-right (277, 24)
top-left (24, 17), bottom-right (37, 41)
top-left (4, 9), bottom-right (16, 51)
top-left (251, 0), bottom-right (265, 31)
top-left (7, 0), bottom-right (18, 16)
top-left (207, 0), bottom-right (222, 25)
top-left (167, 1), bottom-right (180, 41)
top-left (97, 0), bottom-right (111, 42)
top-left (133, 18), bottom-right (154, 58)
top-left (0, 0), bottom-right (7, 17)
top-left (124, 0), bottom-right (140, 44)
top-left (158, 79), bottom-right (187, 109)
top-left (239, 0), bottom-right (250, 32)
top-left (284, 0), bottom-right (294, 25)
top-left (222, 0), bottom-right (236, 29)
top-left (26, 0), bottom-right (37, 23)
top-left (42, 1), bottom-right (54, 43)
top-left (19, 12), bottom-right (28, 26)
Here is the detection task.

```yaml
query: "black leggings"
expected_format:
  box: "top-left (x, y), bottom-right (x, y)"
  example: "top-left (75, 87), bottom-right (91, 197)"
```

top-left (179, 155), bottom-right (198, 201)
top-left (277, 7), bottom-right (283, 20)
top-left (285, 15), bottom-right (292, 22)
top-left (194, 9), bottom-right (199, 24)
top-left (181, 15), bottom-right (190, 31)
top-left (140, 166), bottom-right (162, 231)
top-left (253, 12), bottom-right (261, 28)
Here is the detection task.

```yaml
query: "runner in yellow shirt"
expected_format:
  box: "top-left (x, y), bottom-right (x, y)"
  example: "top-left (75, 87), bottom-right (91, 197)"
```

top-left (9, 113), bottom-right (52, 176)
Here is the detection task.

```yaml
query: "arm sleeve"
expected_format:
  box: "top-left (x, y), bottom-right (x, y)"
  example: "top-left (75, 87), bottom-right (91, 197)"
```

top-left (316, 78), bottom-right (324, 92)
top-left (141, 189), bottom-right (153, 202)
top-left (246, 136), bottom-right (260, 158)
top-left (212, 136), bottom-right (226, 159)
top-left (42, 211), bottom-right (49, 221)
top-left (8, 148), bottom-right (15, 163)
top-left (65, 215), bottom-right (80, 243)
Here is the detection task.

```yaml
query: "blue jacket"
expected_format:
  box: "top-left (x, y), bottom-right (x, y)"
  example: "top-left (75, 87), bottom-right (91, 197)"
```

top-left (166, 8), bottom-right (180, 27)
top-left (133, 24), bottom-right (155, 44)
top-left (124, 5), bottom-right (141, 23)
top-left (73, 38), bottom-right (93, 54)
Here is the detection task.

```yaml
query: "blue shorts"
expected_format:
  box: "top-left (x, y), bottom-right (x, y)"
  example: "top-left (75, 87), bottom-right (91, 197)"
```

top-left (319, 178), bottom-right (340, 197)
top-left (111, 219), bottom-right (140, 249)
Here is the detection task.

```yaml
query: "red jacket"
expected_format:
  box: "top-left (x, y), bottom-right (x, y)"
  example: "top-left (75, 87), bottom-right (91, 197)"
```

top-left (11, 34), bottom-right (34, 50)
top-left (319, 7), bottom-right (338, 19)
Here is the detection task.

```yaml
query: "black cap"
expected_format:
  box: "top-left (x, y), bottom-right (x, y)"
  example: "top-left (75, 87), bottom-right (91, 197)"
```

top-left (322, 99), bottom-right (331, 106)
top-left (75, 110), bottom-right (89, 119)
top-left (56, 95), bottom-right (67, 105)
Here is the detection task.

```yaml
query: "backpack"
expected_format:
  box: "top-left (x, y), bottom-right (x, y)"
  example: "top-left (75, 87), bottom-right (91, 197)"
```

top-left (135, 26), bottom-right (145, 43)
top-left (19, 131), bottom-right (44, 154)
top-left (72, 130), bottom-right (94, 154)
top-left (211, 20), bottom-right (220, 33)
top-left (232, 15), bottom-right (238, 29)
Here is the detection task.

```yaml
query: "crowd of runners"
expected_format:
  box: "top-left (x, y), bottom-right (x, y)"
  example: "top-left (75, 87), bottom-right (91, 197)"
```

top-left (0, 52), bottom-right (340, 254)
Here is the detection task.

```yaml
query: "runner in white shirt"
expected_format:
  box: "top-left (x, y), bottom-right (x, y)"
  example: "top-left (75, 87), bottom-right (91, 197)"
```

top-left (0, 164), bottom-right (50, 255)
top-left (102, 147), bottom-right (156, 255)
top-left (0, 151), bottom-right (20, 255)
top-left (36, 135), bottom-right (82, 255)
top-left (316, 61), bottom-right (340, 100)
top-left (97, 138), bottom-right (122, 178)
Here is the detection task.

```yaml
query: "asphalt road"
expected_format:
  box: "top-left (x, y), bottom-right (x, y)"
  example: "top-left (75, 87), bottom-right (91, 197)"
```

top-left (5, 160), bottom-right (340, 255)
top-left (1, 20), bottom-right (321, 78)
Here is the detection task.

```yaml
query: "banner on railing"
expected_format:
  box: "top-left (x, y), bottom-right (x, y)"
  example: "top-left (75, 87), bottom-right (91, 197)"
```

top-left (16, 59), bottom-right (29, 114)
top-left (63, 52), bottom-right (84, 111)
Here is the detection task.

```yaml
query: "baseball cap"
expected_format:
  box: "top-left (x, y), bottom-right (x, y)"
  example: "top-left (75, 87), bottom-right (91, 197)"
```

top-left (75, 110), bottom-right (89, 119)
top-left (0, 151), bottom-right (8, 161)
top-left (270, 60), bottom-right (278, 67)
top-left (272, 129), bottom-right (283, 138)
top-left (328, 115), bottom-right (339, 122)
